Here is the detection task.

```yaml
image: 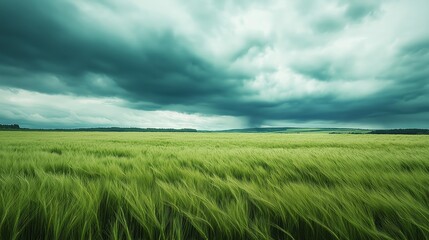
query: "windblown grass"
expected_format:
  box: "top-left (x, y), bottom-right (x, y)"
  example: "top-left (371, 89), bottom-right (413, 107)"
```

top-left (0, 132), bottom-right (428, 239)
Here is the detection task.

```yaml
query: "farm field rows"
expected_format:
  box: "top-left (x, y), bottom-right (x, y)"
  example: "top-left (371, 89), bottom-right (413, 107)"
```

top-left (0, 132), bottom-right (428, 239)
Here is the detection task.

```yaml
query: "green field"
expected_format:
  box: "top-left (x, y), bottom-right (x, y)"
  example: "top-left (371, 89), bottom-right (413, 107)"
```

top-left (0, 132), bottom-right (428, 240)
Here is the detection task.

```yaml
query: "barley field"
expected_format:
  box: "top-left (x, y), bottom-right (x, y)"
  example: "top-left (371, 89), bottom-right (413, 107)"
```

top-left (0, 132), bottom-right (428, 240)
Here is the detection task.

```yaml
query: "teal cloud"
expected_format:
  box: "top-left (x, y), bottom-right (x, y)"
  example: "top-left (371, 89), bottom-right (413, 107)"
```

top-left (0, 0), bottom-right (428, 128)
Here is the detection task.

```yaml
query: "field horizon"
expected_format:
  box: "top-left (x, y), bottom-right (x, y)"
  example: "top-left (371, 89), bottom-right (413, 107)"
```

top-left (2, 123), bottom-right (429, 135)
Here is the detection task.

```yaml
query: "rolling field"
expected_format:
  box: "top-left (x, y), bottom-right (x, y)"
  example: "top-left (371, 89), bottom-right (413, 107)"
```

top-left (0, 132), bottom-right (428, 240)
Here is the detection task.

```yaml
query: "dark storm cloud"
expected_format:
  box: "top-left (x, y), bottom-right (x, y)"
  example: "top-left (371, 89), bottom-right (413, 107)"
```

top-left (312, 18), bottom-right (345, 33)
top-left (0, 0), bottom-right (428, 128)
top-left (344, 0), bottom-right (381, 20)
top-left (291, 60), bottom-right (346, 81)
top-left (302, 0), bottom-right (381, 34)
top-left (0, 0), bottom-right (249, 103)
top-left (379, 38), bottom-right (429, 115)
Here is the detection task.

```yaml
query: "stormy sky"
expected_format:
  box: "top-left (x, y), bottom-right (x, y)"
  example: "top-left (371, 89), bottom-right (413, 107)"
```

top-left (0, 0), bottom-right (428, 129)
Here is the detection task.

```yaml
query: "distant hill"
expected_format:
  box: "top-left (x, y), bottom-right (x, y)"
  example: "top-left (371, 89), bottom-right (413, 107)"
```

top-left (52, 127), bottom-right (198, 132)
top-left (219, 127), bottom-right (429, 134)
top-left (218, 127), bottom-right (293, 133)
top-left (45, 127), bottom-right (198, 132)
top-left (217, 127), bottom-right (369, 134)
top-left (0, 126), bottom-right (197, 132)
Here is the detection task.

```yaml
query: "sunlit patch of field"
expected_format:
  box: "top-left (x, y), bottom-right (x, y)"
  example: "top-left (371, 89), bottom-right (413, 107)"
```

top-left (0, 132), bottom-right (428, 239)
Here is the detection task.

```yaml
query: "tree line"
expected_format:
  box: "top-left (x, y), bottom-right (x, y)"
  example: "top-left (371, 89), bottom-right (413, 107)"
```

top-left (0, 124), bottom-right (20, 129)
top-left (369, 129), bottom-right (429, 135)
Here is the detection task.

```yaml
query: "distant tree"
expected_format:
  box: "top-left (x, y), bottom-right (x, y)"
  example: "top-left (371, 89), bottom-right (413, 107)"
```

top-left (0, 124), bottom-right (20, 129)
top-left (369, 129), bottom-right (429, 135)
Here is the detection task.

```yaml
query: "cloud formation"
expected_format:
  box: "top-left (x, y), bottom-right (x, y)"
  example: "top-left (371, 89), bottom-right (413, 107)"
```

top-left (0, 0), bottom-right (428, 129)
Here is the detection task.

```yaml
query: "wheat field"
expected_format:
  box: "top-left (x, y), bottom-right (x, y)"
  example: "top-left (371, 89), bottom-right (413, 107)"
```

top-left (0, 132), bottom-right (428, 239)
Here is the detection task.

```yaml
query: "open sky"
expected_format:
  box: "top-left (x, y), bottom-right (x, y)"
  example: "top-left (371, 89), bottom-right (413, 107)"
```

top-left (0, 0), bottom-right (428, 130)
